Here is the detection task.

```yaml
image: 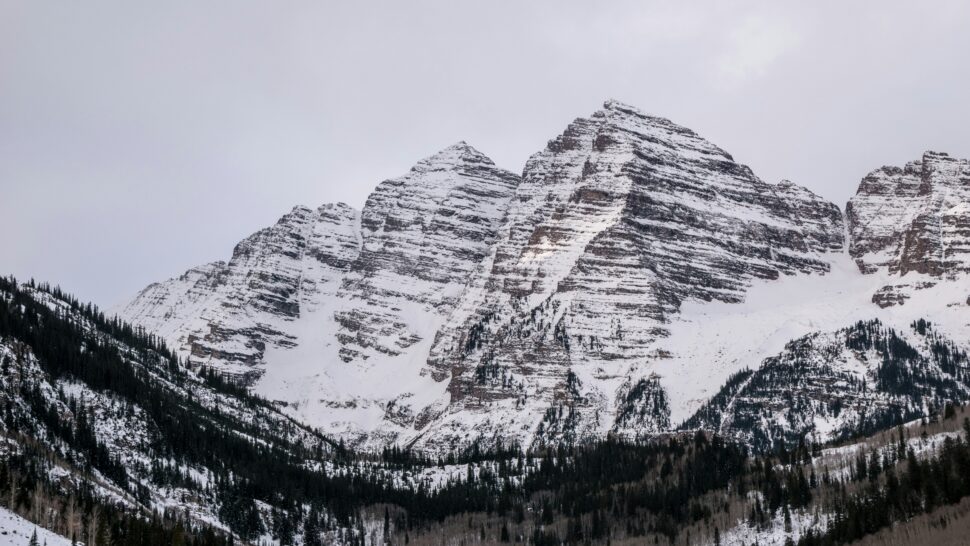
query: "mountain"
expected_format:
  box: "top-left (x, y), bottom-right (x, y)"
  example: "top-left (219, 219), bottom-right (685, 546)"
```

top-left (847, 151), bottom-right (970, 307)
top-left (118, 101), bottom-right (970, 456)
top-left (9, 99), bottom-right (970, 546)
top-left (415, 100), bottom-right (844, 450)
top-left (119, 143), bottom-right (521, 448)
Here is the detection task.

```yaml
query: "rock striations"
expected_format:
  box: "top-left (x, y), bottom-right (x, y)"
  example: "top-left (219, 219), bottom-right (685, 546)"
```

top-left (415, 101), bottom-right (843, 449)
top-left (119, 100), bottom-right (970, 453)
top-left (334, 142), bottom-right (520, 365)
top-left (847, 151), bottom-right (970, 307)
top-left (121, 203), bottom-right (360, 383)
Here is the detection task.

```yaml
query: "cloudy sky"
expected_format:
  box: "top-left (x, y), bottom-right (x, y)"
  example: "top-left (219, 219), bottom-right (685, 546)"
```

top-left (2, 1), bottom-right (969, 307)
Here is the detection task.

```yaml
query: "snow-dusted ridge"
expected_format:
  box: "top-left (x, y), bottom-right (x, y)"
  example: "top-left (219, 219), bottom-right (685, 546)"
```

top-left (0, 281), bottom-right (345, 542)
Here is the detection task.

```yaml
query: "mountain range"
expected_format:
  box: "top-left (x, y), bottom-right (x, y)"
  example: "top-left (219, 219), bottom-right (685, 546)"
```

top-left (116, 100), bottom-right (970, 455)
top-left (3, 98), bottom-right (970, 545)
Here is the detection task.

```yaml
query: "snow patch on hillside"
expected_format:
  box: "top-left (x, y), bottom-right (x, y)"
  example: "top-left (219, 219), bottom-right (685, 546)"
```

top-left (0, 507), bottom-right (71, 546)
top-left (663, 252), bottom-right (970, 425)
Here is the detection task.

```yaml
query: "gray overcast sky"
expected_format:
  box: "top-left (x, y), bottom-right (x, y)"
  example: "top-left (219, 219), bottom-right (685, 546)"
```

top-left (2, 1), bottom-right (969, 308)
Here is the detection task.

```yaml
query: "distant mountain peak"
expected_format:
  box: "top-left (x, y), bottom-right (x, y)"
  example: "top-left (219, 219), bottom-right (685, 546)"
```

top-left (600, 98), bottom-right (657, 119)
top-left (411, 141), bottom-right (496, 172)
top-left (847, 150), bottom-right (970, 285)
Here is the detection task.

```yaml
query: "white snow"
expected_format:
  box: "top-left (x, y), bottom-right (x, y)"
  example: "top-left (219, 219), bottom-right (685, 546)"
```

top-left (720, 508), bottom-right (829, 546)
top-left (662, 251), bottom-right (970, 425)
top-left (0, 507), bottom-right (72, 546)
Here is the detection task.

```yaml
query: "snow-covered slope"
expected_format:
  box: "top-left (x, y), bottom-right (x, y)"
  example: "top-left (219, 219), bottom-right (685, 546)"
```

top-left (0, 280), bottom-right (338, 541)
top-left (120, 203), bottom-right (360, 383)
top-left (0, 507), bottom-right (71, 546)
top-left (681, 318), bottom-right (970, 450)
top-left (659, 251), bottom-right (970, 427)
top-left (118, 100), bottom-right (970, 454)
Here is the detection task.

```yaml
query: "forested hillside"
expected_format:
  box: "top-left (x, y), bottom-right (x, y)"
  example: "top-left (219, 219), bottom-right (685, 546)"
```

top-left (5, 276), bottom-right (970, 545)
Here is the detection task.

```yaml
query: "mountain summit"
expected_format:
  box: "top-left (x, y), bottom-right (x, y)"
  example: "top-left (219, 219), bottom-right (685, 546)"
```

top-left (416, 99), bottom-right (844, 448)
top-left (847, 151), bottom-right (970, 307)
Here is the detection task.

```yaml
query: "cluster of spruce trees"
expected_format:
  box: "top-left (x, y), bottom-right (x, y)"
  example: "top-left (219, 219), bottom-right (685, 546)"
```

top-left (0, 278), bottom-right (391, 540)
top-left (796, 417), bottom-right (970, 545)
top-left (0, 449), bottom-right (233, 545)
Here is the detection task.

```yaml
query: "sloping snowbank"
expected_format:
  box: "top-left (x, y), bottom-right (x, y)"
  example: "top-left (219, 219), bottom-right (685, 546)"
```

top-left (0, 507), bottom-right (71, 546)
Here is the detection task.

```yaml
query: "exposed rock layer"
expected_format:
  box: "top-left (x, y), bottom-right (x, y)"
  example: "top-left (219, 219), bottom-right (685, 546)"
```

top-left (847, 151), bottom-right (970, 306)
top-left (415, 101), bottom-right (844, 449)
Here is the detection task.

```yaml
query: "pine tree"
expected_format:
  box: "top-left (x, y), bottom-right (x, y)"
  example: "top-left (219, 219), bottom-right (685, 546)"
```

top-left (383, 507), bottom-right (390, 541)
top-left (303, 512), bottom-right (321, 546)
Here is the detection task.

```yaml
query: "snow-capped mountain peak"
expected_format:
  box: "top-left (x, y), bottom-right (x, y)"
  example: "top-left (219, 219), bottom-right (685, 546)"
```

top-left (118, 103), bottom-right (970, 454)
top-left (847, 150), bottom-right (970, 307)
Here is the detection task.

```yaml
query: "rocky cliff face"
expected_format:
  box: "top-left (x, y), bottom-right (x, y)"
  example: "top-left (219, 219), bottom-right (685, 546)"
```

top-left (846, 151), bottom-right (970, 307)
top-left (408, 100), bottom-right (844, 449)
top-left (120, 203), bottom-right (360, 382)
top-left (334, 142), bottom-right (520, 365)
